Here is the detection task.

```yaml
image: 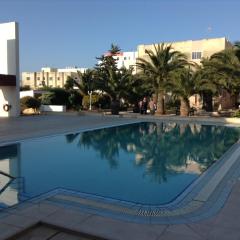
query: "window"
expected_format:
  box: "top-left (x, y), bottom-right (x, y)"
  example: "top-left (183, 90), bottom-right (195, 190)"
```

top-left (26, 77), bottom-right (30, 80)
top-left (49, 77), bottom-right (53, 80)
top-left (57, 77), bottom-right (60, 80)
top-left (124, 57), bottom-right (127, 60)
top-left (37, 77), bottom-right (40, 80)
top-left (192, 52), bottom-right (202, 60)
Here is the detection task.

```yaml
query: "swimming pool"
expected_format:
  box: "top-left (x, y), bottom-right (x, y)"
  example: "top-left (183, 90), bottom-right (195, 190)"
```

top-left (0, 121), bottom-right (240, 207)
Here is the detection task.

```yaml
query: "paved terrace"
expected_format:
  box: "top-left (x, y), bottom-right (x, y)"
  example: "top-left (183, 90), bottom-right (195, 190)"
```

top-left (0, 114), bottom-right (240, 240)
top-left (0, 114), bottom-right (138, 144)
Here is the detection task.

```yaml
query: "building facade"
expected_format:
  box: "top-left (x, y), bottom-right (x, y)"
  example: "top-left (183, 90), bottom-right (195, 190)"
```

top-left (99, 51), bottom-right (138, 73)
top-left (21, 67), bottom-right (87, 89)
top-left (0, 22), bottom-right (20, 117)
top-left (137, 37), bottom-right (232, 66)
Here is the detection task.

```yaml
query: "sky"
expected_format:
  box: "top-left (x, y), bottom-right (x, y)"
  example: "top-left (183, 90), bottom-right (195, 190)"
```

top-left (0, 0), bottom-right (240, 72)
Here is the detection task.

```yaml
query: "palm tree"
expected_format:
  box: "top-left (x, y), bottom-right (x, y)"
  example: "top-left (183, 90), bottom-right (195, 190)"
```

top-left (109, 43), bottom-right (121, 55)
top-left (167, 67), bottom-right (196, 116)
top-left (65, 69), bottom-right (95, 96)
top-left (122, 73), bottom-right (153, 111)
top-left (211, 48), bottom-right (240, 82)
top-left (194, 59), bottom-right (219, 111)
top-left (198, 48), bottom-right (240, 110)
top-left (137, 43), bottom-right (188, 115)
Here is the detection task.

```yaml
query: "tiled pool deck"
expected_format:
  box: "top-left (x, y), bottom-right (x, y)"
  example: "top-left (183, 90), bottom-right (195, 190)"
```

top-left (1, 114), bottom-right (240, 240)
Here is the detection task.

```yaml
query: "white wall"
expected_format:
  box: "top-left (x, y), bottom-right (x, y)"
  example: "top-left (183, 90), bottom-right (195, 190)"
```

top-left (40, 105), bottom-right (66, 112)
top-left (0, 22), bottom-right (20, 117)
top-left (20, 90), bottom-right (34, 98)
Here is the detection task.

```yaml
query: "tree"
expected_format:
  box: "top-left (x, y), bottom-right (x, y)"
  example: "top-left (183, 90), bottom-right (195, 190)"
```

top-left (68, 90), bottom-right (82, 110)
top-left (122, 72), bottom-right (153, 110)
top-left (196, 47), bottom-right (240, 110)
top-left (64, 70), bottom-right (96, 109)
top-left (210, 48), bottom-right (240, 93)
top-left (95, 44), bottom-right (134, 114)
top-left (137, 44), bottom-right (188, 115)
top-left (194, 59), bottom-right (219, 111)
top-left (41, 88), bottom-right (69, 106)
top-left (167, 67), bottom-right (196, 116)
top-left (64, 69), bottom-right (95, 97)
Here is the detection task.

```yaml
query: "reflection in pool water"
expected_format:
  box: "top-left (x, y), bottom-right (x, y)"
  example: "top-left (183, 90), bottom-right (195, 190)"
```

top-left (0, 122), bottom-right (240, 205)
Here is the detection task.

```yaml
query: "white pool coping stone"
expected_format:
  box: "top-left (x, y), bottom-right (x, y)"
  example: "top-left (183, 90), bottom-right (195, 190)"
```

top-left (194, 141), bottom-right (240, 202)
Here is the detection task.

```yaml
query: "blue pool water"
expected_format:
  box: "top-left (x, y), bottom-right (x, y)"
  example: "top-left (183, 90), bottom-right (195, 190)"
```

top-left (0, 122), bottom-right (240, 206)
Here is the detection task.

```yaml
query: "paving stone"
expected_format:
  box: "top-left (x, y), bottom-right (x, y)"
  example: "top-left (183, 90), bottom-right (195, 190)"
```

top-left (73, 215), bottom-right (166, 240)
top-left (12, 203), bottom-right (61, 220)
top-left (0, 213), bottom-right (38, 228)
top-left (0, 222), bottom-right (22, 240)
top-left (15, 225), bottom-right (59, 240)
top-left (206, 226), bottom-right (240, 240)
top-left (212, 213), bottom-right (240, 230)
top-left (0, 115), bottom-right (137, 144)
top-left (157, 224), bottom-right (205, 240)
top-left (51, 232), bottom-right (88, 240)
top-left (42, 208), bottom-right (93, 228)
top-left (186, 222), bottom-right (215, 238)
top-left (158, 231), bottom-right (204, 240)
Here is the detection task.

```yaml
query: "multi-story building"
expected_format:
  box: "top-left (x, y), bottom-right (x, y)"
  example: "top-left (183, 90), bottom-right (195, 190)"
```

top-left (99, 51), bottom-right (138, 73)
top-left (137, 37), bottom-right (231, 66)
top-left (21, 67), bottom-right (87, 89)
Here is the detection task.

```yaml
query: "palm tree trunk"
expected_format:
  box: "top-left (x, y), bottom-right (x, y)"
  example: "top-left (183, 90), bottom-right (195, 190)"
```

top-left (202, 91), bottom-right (213, 112)
top-left (156, 90), bottom-right (165, 115)
top-left (180, 97), bottom-right (190, 116)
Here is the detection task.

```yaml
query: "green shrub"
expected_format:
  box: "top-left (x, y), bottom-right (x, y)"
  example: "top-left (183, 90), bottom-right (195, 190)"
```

top-left (82, 94), bottom-right (100, 109)
top-left (68, 90), bottom-right (82, 110)
top-left (232, 110), bottom-right (240, 118)
top-left (20, 96), bottom-right (41, 111)
top-left (98, 95), bottom-right (111, 109)
top-left (20, 85), bottom-right (31, 91)
top-left (41, 88), bottom-right (69, 106)
top-left (40, 92), bottom-right (55, 105)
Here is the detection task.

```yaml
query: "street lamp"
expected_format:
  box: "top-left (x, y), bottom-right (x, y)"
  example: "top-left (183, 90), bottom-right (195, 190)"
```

top-left (88, 90), bottom-right (92, 111)
top-left (88, 75), bottom-right (94, 111)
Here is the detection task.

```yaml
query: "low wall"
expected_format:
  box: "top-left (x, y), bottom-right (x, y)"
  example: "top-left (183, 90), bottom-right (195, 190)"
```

top-left (20, 90), bottom-right (34, 98)
top-left (40, 105), bottom-right (66, 112)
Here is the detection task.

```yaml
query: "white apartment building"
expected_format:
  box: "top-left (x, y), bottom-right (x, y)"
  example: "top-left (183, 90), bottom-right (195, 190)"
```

top-left (21, 67), bottom-right (87, 89)
top-left (99, 51), bottom-right (138, 73)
